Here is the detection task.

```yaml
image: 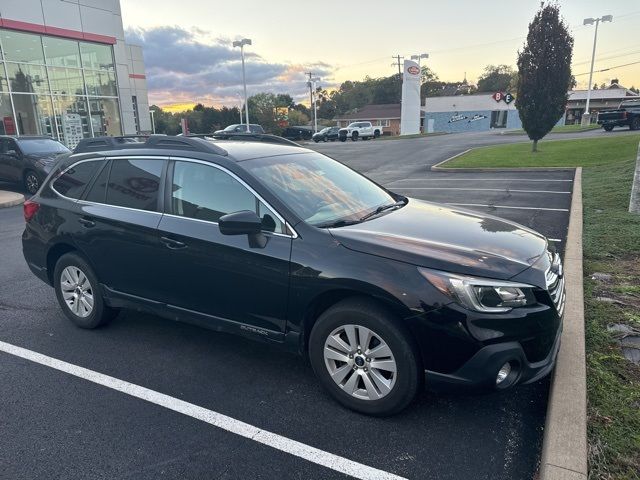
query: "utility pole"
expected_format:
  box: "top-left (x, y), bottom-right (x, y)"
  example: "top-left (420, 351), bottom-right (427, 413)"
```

top-left (306, 71), bottom-right (314, 116)
top-left (391, 55), bottom-right (404, 78)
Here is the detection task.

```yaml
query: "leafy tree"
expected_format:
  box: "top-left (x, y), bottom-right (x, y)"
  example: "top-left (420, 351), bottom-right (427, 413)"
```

top-left (287, 109), bottom-right (309, 126)
top-left (477, 65), bottom-right (515, 92)
top-left (516, 2), bottom-right (573, 152)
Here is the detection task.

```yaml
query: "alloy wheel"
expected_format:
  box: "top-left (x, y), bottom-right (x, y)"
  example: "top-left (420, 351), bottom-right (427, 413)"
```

top-left (60, 266), bottom-right (94, 318)
top-left (323, 324), bottom-right (397, 401)
top-left (25, 173), bottom-right (39, 195)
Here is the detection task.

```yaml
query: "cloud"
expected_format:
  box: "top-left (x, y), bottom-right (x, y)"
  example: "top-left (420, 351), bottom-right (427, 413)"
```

top-left (125, 26), bottom-right (336, 107)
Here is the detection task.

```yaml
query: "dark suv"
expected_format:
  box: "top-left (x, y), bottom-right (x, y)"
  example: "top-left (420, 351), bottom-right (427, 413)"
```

top-left (22, 136), bottom-right (564, 416)
top-left (0, 135), bottom-right (70, 194)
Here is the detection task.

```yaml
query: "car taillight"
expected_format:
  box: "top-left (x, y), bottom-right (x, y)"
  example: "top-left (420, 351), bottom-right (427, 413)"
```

top-left (23, 200), bottom-right (40, 222)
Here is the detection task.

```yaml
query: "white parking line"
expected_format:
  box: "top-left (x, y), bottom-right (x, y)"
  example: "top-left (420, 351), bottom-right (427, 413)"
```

top-left (548, 238), bottom-right (563, 242)
top-left (0, 340), bottom-right (406, 480)
top-left (448, 203), bottom-right (569, 212)
top-left (394, 187), bottom-right (571, 194)
top-left (388, 178), bottom-right (573, 184)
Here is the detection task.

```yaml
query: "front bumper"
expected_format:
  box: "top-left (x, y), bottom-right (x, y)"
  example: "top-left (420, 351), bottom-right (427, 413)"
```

top-left (425, 319), bottom-right (562, 390)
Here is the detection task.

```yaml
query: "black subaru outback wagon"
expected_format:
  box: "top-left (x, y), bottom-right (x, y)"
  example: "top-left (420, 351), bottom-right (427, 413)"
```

top-left (22, 135), bottom-right (564, 416)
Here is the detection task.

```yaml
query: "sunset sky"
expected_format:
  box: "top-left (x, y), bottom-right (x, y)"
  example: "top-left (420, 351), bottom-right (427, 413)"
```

top-left (120, 0), bottom-right (640, 111)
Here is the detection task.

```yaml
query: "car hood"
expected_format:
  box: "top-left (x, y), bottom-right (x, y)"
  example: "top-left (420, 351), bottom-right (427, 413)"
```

top-left (329, 198), bottom-right (548, 281)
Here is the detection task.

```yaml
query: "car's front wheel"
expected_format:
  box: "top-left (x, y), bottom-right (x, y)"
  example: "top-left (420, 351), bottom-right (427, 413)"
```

top-left (603, 125), bottom-right (614, 132)
top-left (309, 298), bottom-right (421, 416)
top-left (631, 117), bottom-right (640, 131)
top-left (54, 252), bottom-right (118, 329)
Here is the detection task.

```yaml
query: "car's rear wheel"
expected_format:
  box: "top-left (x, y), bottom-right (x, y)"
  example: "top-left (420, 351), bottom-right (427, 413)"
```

top-left (603, 125), bottom-right (614, 132)
top-left (309, 298), bottom-right (421, 416)
top-left (631, 117), bottom-right (640, 131)
top-left (351, 131), bottom-right (358, 141)
top-left (24, 170), bottom-right (41, 195)
top-left (54, 253), bottom-right (118, 329)
top-left (374, 130), bottom-right (381, 138)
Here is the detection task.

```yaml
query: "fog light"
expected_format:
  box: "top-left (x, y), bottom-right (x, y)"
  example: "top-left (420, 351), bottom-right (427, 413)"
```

top-left (496, 362), bottom-right (512, 385)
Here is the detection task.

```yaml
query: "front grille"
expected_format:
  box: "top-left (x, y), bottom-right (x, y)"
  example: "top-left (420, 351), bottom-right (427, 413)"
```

top-left (545, 250), bottom-right (566, 317)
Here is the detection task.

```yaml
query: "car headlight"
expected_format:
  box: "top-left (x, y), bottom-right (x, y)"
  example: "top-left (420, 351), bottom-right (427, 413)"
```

top-left (418, 268), bottom-right (537, 313)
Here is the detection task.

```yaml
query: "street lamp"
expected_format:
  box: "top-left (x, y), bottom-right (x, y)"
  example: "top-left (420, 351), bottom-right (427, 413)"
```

top-left (410, 53), bottom-right (429, 68)
top-left (235, 92), bottom-right (243, 125)
top-left (233, 38), bottom-right (252, 132)
top-left (309, 76), bottom-right (321, 133)
top-left (149, 109), bottom-right (156, 134)
top-left (582, 15), bottom-right (613, 126)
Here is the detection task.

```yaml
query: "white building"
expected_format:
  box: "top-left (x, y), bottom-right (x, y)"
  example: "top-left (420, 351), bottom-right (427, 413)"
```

top-left (0, 0), bottom-right (150, 149)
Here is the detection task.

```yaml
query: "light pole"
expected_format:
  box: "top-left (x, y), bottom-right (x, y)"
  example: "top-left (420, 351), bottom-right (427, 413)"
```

top-left (149, 109), bottom-right (156, 134)
top-left (582, 15), bottom-right (613, 126)
top-left (233, 38), bottom-right (252, 132)
top-left (310, 76), bottom-right (320, 133)
top-left (235, 92), bottom-right (243, 125)
top-left (410, 53), bottom-right (429, 68)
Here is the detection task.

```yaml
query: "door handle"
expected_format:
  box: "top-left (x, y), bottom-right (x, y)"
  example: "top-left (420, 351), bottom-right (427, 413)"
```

top-left (78, 217), bottom-right (95, 228)
top-left (160, 236), bottom-right (186, 250)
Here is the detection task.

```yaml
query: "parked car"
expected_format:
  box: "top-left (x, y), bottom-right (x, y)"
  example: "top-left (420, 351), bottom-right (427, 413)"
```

top-left (23, 135), bottom-right (564, 416)
top-left (312, 126), bottom-right (341, 143)
top-left (597, 99), bottom-right (640, 131)
top-left (281, 126), bottom-right (314, 141)
top-left (0, 135), bottom-right (70, 195)
top-left (338, 121), bottom-right (383, 141)
top-left (214, 124), bottom-right (265, 134)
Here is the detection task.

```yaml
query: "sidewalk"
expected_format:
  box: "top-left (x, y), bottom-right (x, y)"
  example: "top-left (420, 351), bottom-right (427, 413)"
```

top-left (0, 190), bottom-right (24, 208)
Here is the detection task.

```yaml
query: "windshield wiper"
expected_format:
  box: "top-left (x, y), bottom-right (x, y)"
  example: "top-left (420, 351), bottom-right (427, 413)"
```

top-left (316, 218), bottom-right (361, 228)
top-left (358, 199), bottom-right (407, 223)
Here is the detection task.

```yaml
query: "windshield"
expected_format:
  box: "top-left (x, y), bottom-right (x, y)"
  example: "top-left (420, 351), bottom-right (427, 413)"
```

top-left (242, 152), bottom-right (396, 227)
top-left (18, 138), bottom-right (70, 155)
top-left (318, 127), bottom-right (329, 134)
top-left (223, 124), bottom-right (241, 131)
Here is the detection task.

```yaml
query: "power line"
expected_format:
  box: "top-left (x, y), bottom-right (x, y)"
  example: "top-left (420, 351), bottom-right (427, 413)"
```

top-left (574, 60), bottom-right (640, 76)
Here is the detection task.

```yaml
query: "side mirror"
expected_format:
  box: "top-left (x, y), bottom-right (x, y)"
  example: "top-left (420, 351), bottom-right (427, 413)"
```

top-left (219, 210), bottom-right (262, 236)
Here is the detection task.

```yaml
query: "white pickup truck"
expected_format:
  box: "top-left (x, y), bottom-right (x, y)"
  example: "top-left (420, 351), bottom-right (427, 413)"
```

top-left (338, 121), bottom-right (383, 141)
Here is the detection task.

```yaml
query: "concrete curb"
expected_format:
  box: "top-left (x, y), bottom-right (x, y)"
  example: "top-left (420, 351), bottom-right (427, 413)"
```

top-left (0, 191), bottom-right (24, 209)
top-left (430, 148), bottom-right (575, 172)
top-left (539, 167), bottom-right (587, 480)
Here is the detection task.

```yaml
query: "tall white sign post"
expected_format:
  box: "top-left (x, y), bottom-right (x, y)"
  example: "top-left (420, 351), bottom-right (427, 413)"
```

top-left (400, 59), bottom-right (421, 135)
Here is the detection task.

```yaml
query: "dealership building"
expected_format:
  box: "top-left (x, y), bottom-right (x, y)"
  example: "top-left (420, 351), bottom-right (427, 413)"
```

top-left (0, 0), bottom-right (150, 149)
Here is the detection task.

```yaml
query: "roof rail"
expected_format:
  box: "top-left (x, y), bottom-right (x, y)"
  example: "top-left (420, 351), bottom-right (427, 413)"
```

top-left (191, 132), bottom-right (301, 147)
top-left (73, 135), bottom-right (228, 155)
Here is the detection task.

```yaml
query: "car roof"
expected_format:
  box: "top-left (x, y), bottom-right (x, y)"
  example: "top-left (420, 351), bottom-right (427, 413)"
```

top-left (0, 135), bottom-right (56, 141)
top-left (218, 141), bottom-right (309, 161)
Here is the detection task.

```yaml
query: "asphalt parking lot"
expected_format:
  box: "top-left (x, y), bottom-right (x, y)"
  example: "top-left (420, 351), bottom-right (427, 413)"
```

top-left (0, 131), bottom-right (575, 480)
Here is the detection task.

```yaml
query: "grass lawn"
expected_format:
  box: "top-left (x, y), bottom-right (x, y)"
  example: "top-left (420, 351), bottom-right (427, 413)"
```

top-left (445, 133), bottom-right (640, 169)
top-left (583, 159), bottom-right (640, 479)
top-left (443, 134), bottom-right (640, 478)
top-left (505, 124), bottom-right (601, 135)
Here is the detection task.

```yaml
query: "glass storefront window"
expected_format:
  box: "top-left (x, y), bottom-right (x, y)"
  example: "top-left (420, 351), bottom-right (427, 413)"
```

top-left (0, 93), bottom-right (17, 135)
top-left (1, 31), bottom-right (44, 64)
top-left (89, 97), bottom-right (121, 137)
top-left (0, 63), bottom-right (9, 92)
top-left (53, 96), bottom-right (91, 150)
top-left (48, 67), bottom-right (85, 96)
top-left (5, 63), bottom-right (48, 94)
top-left (80, 42), bottom-right (114, 71)
top-left (12, 93), bottom-right (55, 137)
top-left (43, 37), bottom-right (81, 68)
top-left (84, 70), bottom-right (117, 96)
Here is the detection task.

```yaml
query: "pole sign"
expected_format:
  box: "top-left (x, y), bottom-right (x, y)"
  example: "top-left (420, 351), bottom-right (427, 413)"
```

top-left (400, 59), bottom-right (421, 135)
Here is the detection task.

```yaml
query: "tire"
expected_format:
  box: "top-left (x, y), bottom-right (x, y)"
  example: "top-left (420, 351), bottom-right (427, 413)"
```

top-left (339, 136), bottom-right (346, 142)
top-left (24, 170), bottom-right (42, 196)
top-left (53, 252), bottom-right (118, 329)
top-left (309, 297), bottom-right (422, 416)
top-left (631, 117), bottom-right (640, 131)
top-left (374, 130), bottom-right (381, 138)
top-left (323, 137), bottom-right (328, 142)
top-left (314, 138), bottom-right (320, 143)
top-left (351, 131), bottom-right (358, 142)
top-left (603, 125), bottom-right (614, 132)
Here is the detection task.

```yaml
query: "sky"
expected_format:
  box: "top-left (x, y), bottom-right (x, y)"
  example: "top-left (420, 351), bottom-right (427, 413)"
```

top-left (120, 0), bottom-right (640, 111)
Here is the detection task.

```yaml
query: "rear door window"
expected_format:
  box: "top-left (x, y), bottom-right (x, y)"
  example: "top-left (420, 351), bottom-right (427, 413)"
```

top-left (53, 159), bottom-right (104, 199)
top-left (105, 158), bottom-right (164, 211)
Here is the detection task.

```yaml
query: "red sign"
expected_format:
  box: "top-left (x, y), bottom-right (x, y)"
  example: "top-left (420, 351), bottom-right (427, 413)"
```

top-left (407, 66), bottom-right (420, 75)
top-left (492, 92), bottom-right (503, 102)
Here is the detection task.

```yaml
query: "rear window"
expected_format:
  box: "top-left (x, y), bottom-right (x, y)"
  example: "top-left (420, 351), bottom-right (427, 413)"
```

top-left (53, 160), bottom-right (104, 199)
top-left (105, 158), bottom-right (163, 211)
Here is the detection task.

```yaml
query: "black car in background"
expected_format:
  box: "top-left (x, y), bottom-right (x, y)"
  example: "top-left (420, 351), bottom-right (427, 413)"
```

top-left (22, 135), bottom-right (564, 416)
top-left (214, 124), bottom-right (265, 134)
top-left (281, 126), bottom-right (314, 141)
top-left (0, 135), bottom-right (70, 195)
top-left (312, 126), bottom-right (341, 143)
